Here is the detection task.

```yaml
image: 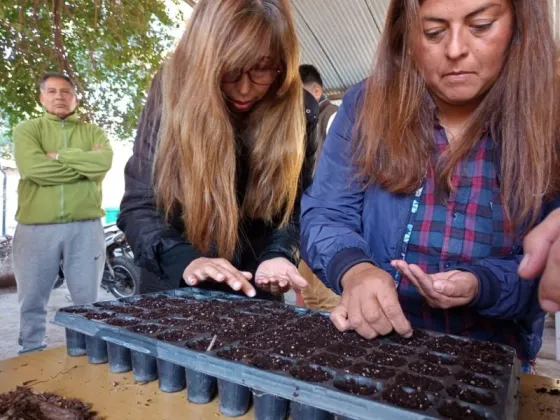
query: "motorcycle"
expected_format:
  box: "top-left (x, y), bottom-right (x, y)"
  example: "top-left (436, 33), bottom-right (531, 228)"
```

top-left (56, 223), bottom-right (141, 298)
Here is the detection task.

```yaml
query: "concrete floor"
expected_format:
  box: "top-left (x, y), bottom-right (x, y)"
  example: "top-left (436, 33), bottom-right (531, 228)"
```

top-left (0, 284), bottom-right (114, 360)
top-left (1, 285), bottom-right (559, 378)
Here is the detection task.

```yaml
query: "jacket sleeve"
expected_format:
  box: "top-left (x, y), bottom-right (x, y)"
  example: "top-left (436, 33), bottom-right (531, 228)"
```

top-left (458, 197), bottom-right (560, 320)
top-left (57, 127), bottom-right (113, 182)
top-left (13, 121), bottom-right (83, 186)
top-left (300, 84), bottom-right (376, 294)
top-left (117, 72), bottom-right (201, 286)
top-left (257, 90), bottom-right (319, 266)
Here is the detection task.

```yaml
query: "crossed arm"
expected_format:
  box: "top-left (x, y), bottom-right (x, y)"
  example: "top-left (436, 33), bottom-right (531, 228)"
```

top-left (14, 123), bottom-right (113, 186)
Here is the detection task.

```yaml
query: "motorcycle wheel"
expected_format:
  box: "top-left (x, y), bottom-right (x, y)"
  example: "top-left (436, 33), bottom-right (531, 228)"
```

top-left (105, 256), bottom-right (140, 298)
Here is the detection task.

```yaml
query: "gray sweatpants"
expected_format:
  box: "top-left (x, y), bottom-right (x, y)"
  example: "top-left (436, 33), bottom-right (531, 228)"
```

top-left (12, 220), bottom-right (105, 353)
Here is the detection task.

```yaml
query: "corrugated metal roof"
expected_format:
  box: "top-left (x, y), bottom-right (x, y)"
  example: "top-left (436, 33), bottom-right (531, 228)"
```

top-left (293, 0), bottom-right (390, 96)
top-left (183, 0), bottom-right (560, 95)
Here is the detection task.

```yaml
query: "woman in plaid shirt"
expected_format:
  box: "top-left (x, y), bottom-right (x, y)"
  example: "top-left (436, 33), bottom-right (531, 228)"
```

top-left (299, 0), bottom-right (560, 369)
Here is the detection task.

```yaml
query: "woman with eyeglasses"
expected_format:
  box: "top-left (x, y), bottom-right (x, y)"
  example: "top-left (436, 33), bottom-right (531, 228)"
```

top-left (118, 0), bottom-right (316, 300)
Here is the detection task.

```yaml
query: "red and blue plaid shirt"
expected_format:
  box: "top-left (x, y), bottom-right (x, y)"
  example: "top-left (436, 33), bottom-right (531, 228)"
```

top-left (402, 121), bottom-right (525, 359)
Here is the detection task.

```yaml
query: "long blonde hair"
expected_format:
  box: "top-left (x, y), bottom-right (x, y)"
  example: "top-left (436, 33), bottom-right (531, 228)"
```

top-left (154, 0), bottom-right (305, 259)
top-left (356, 0), bottom-right (560, 229)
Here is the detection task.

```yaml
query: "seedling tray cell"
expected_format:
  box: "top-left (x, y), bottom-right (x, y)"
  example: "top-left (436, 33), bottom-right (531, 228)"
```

top-left (55, 288), bottom-right (519, 419)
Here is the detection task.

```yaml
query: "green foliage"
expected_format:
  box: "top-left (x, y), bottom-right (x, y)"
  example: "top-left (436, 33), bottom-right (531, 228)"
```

top-left (0, 0), bottom-right (185, 143)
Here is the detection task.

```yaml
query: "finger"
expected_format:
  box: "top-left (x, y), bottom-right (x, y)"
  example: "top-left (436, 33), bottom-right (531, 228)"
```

top-left (408, 264), bottom-right (437, 297)
top-left (394, 262), bottom-right (421, 287)
top-left (346, 295), bottom-right (377, 339)
top-left (520, 209), bottom-right (560, 279)
top-left (404, 273), bottom-right (430, 300)
top-left (254, 276), bottom-right (270, 286)
top-left (538, 235), bottom-right (560, 313)
top-left (240, 271), bottom-right (253, 280)
top-left (376, 286), bottom-right (412, 338)
top-left (212, 261), bottom-right (257, 296)
top-left (268, 284), bottom-right (281, 295)
top-left (286, 267), bottom-right (309, 289)
top-left (432, 272), bottom-right (471, 298)
top-left (330, 296), bottom-right (351, 332)
top-left (279, 283), bottom-right (291, 293)
top-left (360, 297), bottom-right (391, 336)
top-left (196, 264), bottom-right (229, 283)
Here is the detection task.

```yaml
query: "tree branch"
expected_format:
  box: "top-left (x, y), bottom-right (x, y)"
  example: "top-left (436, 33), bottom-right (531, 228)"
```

top-left (50, 0), bottom-right (92, 122)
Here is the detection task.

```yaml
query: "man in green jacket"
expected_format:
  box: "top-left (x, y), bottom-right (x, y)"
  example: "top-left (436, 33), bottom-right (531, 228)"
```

top-left (12, 72), bottom-right (113, 354)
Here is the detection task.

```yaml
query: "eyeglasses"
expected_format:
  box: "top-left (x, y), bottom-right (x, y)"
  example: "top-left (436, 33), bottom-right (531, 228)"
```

top-left (222, 67), bottom-right (282, 85)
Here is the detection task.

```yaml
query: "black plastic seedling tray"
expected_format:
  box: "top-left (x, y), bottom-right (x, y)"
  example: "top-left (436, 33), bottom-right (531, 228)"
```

top-left (54, 288), bottom-right (520, 420)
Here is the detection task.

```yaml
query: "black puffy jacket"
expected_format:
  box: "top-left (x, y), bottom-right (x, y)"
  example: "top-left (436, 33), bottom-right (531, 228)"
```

top-left (118, 73), bottom-right (318, 295)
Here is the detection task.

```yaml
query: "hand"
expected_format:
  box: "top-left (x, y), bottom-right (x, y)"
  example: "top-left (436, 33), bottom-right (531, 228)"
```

top-left (92, 144), bottom-right (104, 151)
top-left (45, 152), bottom-right (58, 159)
top-left (254, 257), bottom-right (308, 295)
top-left (391, 260), bottom-right (478, 309)
top-left (183, 257), bottom-right (256, 297)
top-left (330, 263), bottom-right (412, 339)
top-left (519, 208), bottom-right (560, 313)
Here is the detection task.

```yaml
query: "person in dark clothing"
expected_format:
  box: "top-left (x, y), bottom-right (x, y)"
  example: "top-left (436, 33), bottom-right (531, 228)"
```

top-left (299, 64), bottom-right (339, 171)
top-left (118, 0), bottom-right (317, 300)
top-left (300, 0), bottom-right (560, 371)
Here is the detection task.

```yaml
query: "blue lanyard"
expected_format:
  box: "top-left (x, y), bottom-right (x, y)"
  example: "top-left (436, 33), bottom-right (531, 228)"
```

top-left (392, 184), bottom-right (424, 287)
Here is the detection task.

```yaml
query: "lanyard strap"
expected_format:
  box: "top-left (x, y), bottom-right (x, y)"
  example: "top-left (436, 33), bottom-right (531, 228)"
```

top-left (393, 184), bottom-right (424, 287)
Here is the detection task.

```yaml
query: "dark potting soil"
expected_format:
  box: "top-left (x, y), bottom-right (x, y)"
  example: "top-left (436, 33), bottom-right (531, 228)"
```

top-left (289, 364), bottom-right (333, 383)
top-left (394, 372), bottom-right (444, 393)
top-left (306, 353), bottom-right (352, 370)
top-left (186, 336), bottom-right (226, 352)
top-left (163, 297), bottom-right (193, 306)
top-left (249, 354), bottom-right (293, 372)
top-left (408, 361), bottom-right (451, 378)
top-left (535, 387), bottom-right (560, 396)
top-left (273, 342), bottom-right (316, 358)
top-left (132, 296), bottom-right (170, 309)
top-left (365, 351), bottom-right (408, 367)
top-left (59, 307), bottom-right (90, 314)
top-left (425, 336), bottom-right (465, 356)
top-left (127, 324), bottom-right (166, 335)
top-left (325, 342), bottom-right (368, 358)
top-left (83, 312), bottom-right (113, 320)
top-left (379, 343), bottom-right (416, 357)
top-left (472, 352), bottom-right (513, 367)
top-left (464, 340), bottom-right (509, 356)
top-left (0, 386), bottom-right (101, 420)
top-left (382, 385), bottom-right (432, 411)
top-left (105, 306), bottom-right (144, 316)
top-left (334, 378), bottom-right (378, 396)
top-left (226, 299), bottom-right (258, 309)
top-left (437, 400), bottom-right (487, 420)
top-left (447, 384), bottom-right (497, 406)
top-left (461, 359), bottom-right (503, 376)
top-left (156, 329), bottom-right (196, 343)
top-left (103, 317), bottom-right (140, 327)
top-left (216, 347), bottom-right (256, 362)
top-left (157, 317), bottom-right (192, 327)
top-left (455, 371), bottom-right (499, 390)
top-left (347, 362), bottom-right (396, 380)
top-left (239, 336), bottom-right (284, 350)
top-left (186, 322), bottom-right (218, 334)
top-left (386, 330), bottom-right (429, 347)
top-left (420, 352), bottom-right (458, 366)
top-left (339, 333), bottom-right (381, 348)
top-left (132, 310), bottom-right (169, 320)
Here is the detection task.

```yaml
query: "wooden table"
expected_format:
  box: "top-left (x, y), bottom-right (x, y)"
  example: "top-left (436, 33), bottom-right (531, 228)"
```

top-left (0, 347), bottom-right (559, 419)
